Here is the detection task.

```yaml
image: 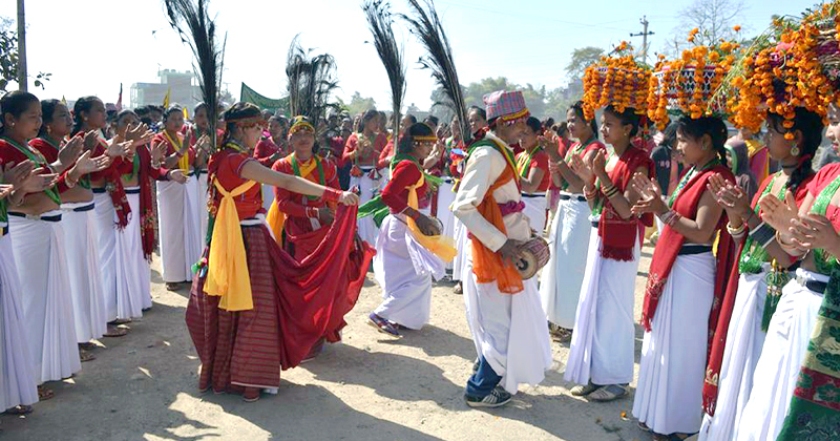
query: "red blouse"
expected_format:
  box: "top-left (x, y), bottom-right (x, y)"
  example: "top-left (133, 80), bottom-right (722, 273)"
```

top-left (254, 137), bottom-right (286, 168)
top-left (381, 159), bottom-right (428, 214)
top-left (272, 154), bottom-right (340, 219)
top-left (0, 138), bottom-right (71, 194)
top-left (807, 162), bottom-right (840, 231)
top-left (342, 132), bottom-right (387, 167)
top-left (516, 148), bottom-right (551, 192)
top-left (29, 137), bottom-right (61, 163)
top-left (207, 149), bottom-right (264, 220)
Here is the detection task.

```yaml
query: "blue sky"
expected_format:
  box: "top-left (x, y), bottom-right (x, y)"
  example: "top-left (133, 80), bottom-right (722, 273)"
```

top-left (0, 0), bottom-right (818, 110)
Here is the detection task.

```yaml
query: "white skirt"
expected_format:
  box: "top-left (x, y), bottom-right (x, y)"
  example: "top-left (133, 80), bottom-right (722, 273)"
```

top-left (565, 217), bottom-right (640, 386)
top-left (436, 180), bottom-right (457, 271)
top-left (522, 193), bottom-right (547, 234)
top-left (734, 269), bottom-right (825, 441)
top-left (9, 211), bottom-right (81, 383)
top-left (633, 252), bottom-right (716, 436)
top-left (60, 202), bottom-right (108, 342)
top-left (699, 271), bottom-right (769, 441)
top-left (463, 249), bottom-right (552, 394)
top-left (350, 167), bottom-right (382, 246)
top-left (94, 192), bottom-right (143, 320)
top-left (196, 170), bottom-right (210, 246)
top-left (372, 215), bottom-right (445, 330)
top-left (121, 190), bottom-right (153, 311)
top-left (451, 216), bottom-right (470, 282)
top-left (157, 176), bottom-right (202, 283)
top-left (539, 195), bottom-right (591, 329)
top-left (0, 232), bottom-right (39, 409)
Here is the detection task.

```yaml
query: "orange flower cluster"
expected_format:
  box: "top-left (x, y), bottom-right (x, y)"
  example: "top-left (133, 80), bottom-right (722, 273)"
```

top-left (582, 42), bottom-right (651, 121)
top-left (731, 4), bottom-right (840, 138)
top-left (647, 37), bottom-right (739, 129)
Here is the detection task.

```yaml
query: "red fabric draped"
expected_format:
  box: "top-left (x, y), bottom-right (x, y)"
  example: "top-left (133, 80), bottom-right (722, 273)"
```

top-left (186, 204), bottom-right (374, 391)
top-left (599, 147), bottom-right (654, 261)
top-left (135, 145), bottom-right (170, 261)
top-left (701, 173), bottom-right (814, 415)
top-left (642, 165), bottom-right (735, 331)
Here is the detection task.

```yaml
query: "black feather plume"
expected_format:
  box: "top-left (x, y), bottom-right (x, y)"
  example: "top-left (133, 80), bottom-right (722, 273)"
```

top-left (164, 0), bottom-right (221, 151)
top-left (401, 0), bottom-right (470, 141)
top-left (285, 35), bottom-right (340, 126)
top-left (363, 0), bottom-right (405, 135)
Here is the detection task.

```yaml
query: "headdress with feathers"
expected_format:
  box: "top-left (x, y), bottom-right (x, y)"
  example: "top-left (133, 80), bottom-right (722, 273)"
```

top-left (164, 0), bottom-right (222, 151)
top-left (285, 35), bottom-right (340, 134)
top-left (363, 0), bottom-right (405, 139)
top-left (401, 0), bottom-right (470, 142)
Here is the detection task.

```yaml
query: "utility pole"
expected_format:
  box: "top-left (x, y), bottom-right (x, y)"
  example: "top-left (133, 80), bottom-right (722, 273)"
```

top-left (16, 0), bottom-right (27, 91)
top-left (630, 16), bottom-right (654, 63)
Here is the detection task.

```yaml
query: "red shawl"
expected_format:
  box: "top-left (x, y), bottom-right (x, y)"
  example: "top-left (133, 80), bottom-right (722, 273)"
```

top-left (133, 145), bottom-right (170, 261)
top-left (599, 146), bottom-right (654, 260)
top-left (701, 172), bottom-right (814, 415)
top-left (84, 136), bottom-right (132, 230)
top-left (642, 165), bottom-right (735, 331)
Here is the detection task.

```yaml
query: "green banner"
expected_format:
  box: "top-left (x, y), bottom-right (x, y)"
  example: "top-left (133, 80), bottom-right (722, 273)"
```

top-left (240, 83), bottom-right (289, 115)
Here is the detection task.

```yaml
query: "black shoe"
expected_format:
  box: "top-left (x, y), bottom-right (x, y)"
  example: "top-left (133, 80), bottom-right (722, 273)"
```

top-left (465, 387), bottom-right (512, 408)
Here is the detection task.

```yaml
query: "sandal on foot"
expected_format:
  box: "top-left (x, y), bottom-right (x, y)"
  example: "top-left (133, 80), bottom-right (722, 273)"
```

top-left (165, 282), bottom-right (181, 291)
top-left (588, 384), bottom-right (627, 402)
top-left (570, 382), bottom-right (599, 397)
top-left (550, 327), bottom-right (573, 343)
top-left (242, 387), bottom-right (261, 402)
top-left (79, 348), bottom-right (96, 362)
top-left (368, 313), bottom-right (401, 338)
top-left (638, 421), bottom-right (651, 432)
top-left (453, 282), bottom-right (463, 295)
top-left (103, 325), bottom-right (128, 338)
top-left (38, 386), bottom-right (54, 401)
top-left (4, 405), bottom-right (33, 415)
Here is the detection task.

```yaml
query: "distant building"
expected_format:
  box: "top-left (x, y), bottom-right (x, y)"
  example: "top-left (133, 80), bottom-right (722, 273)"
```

top-left (130, 69), bottom-right (203, 111)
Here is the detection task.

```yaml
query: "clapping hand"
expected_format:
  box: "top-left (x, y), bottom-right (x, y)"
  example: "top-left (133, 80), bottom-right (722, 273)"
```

top-left (708, 173), bottom-right (750, 219)
top-left (72, 150), bottom-right (111, 175)
top-left (125, 123), bottom-right (155, 148)
top-left (788, 213), bottom-right (840, 251)
top-left (58, 137), bottom-right (83, 167)
top-left (568, 153), bottom-right (594, 184)
top-left (20, 168), bottom-right (58, 193)
top-left (630, 172), bottom-right (665, 215)
top-left (2, 160), bottom-right (35, 188)
top-left (758, 191), bottom-right (799, 233)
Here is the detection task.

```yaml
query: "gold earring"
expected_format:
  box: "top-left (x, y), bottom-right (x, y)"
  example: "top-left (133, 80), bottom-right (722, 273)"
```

top-left (791, 144), bottom-right (800, 156)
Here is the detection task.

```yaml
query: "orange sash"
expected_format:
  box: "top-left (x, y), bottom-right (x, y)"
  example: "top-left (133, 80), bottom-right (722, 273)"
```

top-left (469, 157), bottom-right (524, 294)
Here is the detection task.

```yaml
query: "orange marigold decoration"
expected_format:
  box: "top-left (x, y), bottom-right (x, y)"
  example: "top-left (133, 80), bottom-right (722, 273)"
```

top-left (729, 2), bottom-right (840, 139)
top-left (647, 32), bottom-right (740, 130)
top-left (582, 41), bottom-right (651, 121)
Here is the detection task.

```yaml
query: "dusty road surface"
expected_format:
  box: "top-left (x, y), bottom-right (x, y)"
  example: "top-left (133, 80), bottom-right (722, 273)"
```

top-left (1, 246), bottom-right (659, 441)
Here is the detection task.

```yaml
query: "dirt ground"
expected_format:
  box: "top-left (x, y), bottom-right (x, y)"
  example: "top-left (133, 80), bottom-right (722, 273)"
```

top-left (0, 245), bottom-right (661, 441)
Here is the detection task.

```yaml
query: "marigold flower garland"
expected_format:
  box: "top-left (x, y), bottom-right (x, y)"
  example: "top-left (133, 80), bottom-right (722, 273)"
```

top-left (647, 29), bottom-right (740, 129)
top-left (582, 41), bottom-right (652, 121)
top-left (729, 2), bottom-right (840, 138)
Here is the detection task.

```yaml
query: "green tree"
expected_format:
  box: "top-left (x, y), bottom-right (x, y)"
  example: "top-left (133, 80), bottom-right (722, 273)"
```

top-left (343, 91), bottom-right (376, 117)
top-left (0, 18), bottom-right (49, 92)
top-left (565, 47), bottom-right (605, 80)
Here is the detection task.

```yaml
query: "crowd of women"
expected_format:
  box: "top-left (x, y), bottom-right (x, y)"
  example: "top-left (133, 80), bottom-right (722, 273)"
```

top-left (3, 4), bottom-right (840, 441)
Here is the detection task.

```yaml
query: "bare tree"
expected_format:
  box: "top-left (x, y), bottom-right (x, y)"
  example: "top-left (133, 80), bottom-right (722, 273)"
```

top-left (663, 0), bottom-right (746, 55)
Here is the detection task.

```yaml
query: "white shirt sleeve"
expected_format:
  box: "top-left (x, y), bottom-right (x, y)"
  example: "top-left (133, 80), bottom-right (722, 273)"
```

top-left (452, 145), bottom-right (509, 252)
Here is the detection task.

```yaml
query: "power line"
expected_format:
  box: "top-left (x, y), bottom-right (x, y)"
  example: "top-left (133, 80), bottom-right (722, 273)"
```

top-left (630, 16), bottom-right (654, 63)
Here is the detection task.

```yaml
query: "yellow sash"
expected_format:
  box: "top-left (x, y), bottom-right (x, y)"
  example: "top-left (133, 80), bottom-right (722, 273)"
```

top-left (204, 178), bottom-right (258, 311)
top-left (164, 131), bottom-right (190, 174)
top-left (405, 173), bottom-right (457, 262)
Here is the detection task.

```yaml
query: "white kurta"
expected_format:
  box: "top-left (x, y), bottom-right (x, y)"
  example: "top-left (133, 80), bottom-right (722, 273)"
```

top-left (565, 217), bottom-right (640, 386)
top-left (94, 192), bottom-right (143, 320)
top-left (521, 193), bottom-right (547, 234)
top-left (197, 170), bottom-right (210, 245)
top-left (452, 133), bottom-right (552, 394)
top-left (351, 166), bottom-right (382, 246)
top-left (451, 216), bottom-right (470, 282)
top-left (9, 211), bottom-right (81, 383)
top-left (373, 214), bottom-right (445, 330)
top-left (539, 194), bottom-right (591, 329)
top-left (699, 270), bottom-right (769, 441)
top-left (633, 252), bottom-right (716, 435)
top-left (157, 176), bottom-right (202, 283)
top-left (60, 202), bottom-right (108, 343)
top-left (0, 231), bottom-right (39, 409)
top-left (734, 269), bottom-right (825, 441)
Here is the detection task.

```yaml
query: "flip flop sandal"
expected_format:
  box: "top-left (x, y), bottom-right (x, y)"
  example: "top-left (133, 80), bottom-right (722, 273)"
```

top-left (570, 382), bottom-right (599, 396)
top-left (103, 326), bottom-right (129, 338)
top-left (38, 387), bottom-right (55, 401)
top-left (368, 313), bottom-right (401, 338)
top-left (79, 348), bottom-right (96, 362)
top-left (638, 421), bottom-right (651, 432)
top-left (4, 405), bottom-right (33, 415)
top-left (588, 384), bottom-right (627, 402)
top-left (165, 283), bottom-right (181, 291)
